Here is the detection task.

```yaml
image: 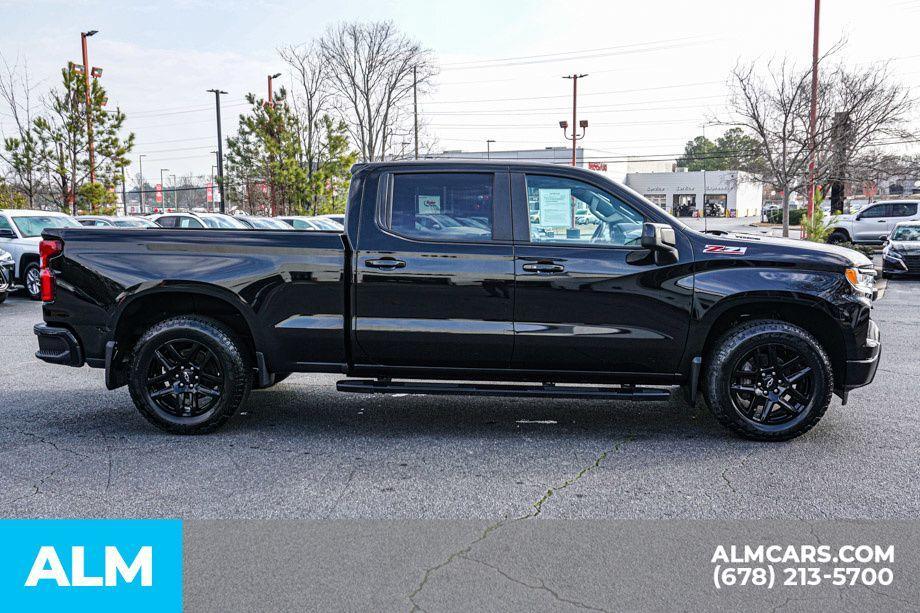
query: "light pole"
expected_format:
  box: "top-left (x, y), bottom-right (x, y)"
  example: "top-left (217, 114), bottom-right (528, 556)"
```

top-left (206, 89), bottom-right (227, 213)
top-left (486, 139), bottom-right (495, 160)
top-left (805, 0), bottom-right (821, 238)
top-left (138, 154), bottom-right (146, 213)
top-left (170, 174), bottom-right (177, 210)
top-left (81, 30), bottom-right (98, 186)
top-left (160, 168), bottom-right (168, 211)
top-left (267, 72), bottom-right (281, 106)
top-left (561, 74), bottom-right (588, 167)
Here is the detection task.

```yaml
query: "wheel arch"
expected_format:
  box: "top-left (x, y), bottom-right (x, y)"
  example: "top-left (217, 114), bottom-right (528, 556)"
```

top-left (111, 285), bottom-right (264, 364)
top-left (693, 294), bottom-right (847, 388)
top-left (18, 252), bottom-right (38, 282)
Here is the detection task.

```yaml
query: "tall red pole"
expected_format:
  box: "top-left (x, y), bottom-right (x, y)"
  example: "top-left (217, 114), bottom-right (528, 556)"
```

top-left (81, 33), bottom-right (96, 186)
top-left (806, 0), bottom-right (821, 231)
top-left (267, 74), bottom-right (273, 106)
top-left (571, 75), bottom-right (578, 167)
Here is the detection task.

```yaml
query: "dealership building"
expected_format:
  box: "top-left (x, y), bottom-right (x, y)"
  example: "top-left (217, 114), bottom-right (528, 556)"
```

top-left (423, 147), bottom-right (764, 218)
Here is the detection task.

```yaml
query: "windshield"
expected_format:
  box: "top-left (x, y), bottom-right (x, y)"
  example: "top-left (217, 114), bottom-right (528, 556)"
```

top-left (249, 217), bottom-right (290, 229)
top-left (892, 226), bottom-right (920, 241)
top-left (12, 215), bottom-right (81, 238)
top-left (112, 218), bottom-right (157, 228)
top-left (199, 214), bottom-right (247, 229)
top-left (307, 218), bottom-right (341, 231)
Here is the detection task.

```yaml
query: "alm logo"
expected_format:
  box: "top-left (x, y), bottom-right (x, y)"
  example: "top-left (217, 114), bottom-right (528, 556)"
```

top-left (25, 545), bottom-right (153, 587)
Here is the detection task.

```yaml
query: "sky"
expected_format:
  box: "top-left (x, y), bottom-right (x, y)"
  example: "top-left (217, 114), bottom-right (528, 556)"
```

top-left (2, 0), bottom-right (919, 182)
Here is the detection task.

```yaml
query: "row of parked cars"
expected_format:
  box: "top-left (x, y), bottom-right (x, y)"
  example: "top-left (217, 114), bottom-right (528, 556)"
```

top-left (0, 208), bottom-right (345, 301)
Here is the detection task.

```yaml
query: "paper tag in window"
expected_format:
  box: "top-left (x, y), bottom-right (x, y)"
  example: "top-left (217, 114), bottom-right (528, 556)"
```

top-left (418, 195), bottom-right (441, 214)
top-left (537, 189), bottom-right (572, 227)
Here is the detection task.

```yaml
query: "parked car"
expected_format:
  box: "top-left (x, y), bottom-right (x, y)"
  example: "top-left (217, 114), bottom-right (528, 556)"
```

top-left (236, 216), bottom-right (294, 230)
top-left (0, 248), bottom-right (14, 304)
top-left (150, 212), bottom-right (248, 229)
top-left (34, 161), bottom-right (880, 441)
top-left (76, 215), bottom-right (159, 228)
top-left (881, 221), bottom-right (920, 278)
top-left (316, 213), bottom-right (345, 226)
top-left (276, 216), bottom-right (342, 231)
top-left (826, 200), bottom-right (920, 245)
top-left (0, 209), bottom-right (81, 299)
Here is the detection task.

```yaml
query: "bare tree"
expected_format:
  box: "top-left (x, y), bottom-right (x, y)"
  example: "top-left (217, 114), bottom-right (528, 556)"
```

top-left (0, 53), bottom-right (42, 206)
top-left (320, 21), bottom-right (436, 162)
top-left (279, 42), bottom-right (329, 210)
top-left (724, 45), bottom-right (914, 236)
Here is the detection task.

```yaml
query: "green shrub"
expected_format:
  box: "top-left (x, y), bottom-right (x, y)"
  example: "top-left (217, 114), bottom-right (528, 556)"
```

top-left (766, 208), bottom-right (805, 225)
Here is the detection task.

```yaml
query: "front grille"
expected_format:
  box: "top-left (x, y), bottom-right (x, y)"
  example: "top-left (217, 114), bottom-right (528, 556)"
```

top-left (903, 255), bottom-right (920, 271)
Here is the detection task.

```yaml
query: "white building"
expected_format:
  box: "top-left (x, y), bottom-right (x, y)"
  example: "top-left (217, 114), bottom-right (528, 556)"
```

top-left (421, 147), bottom-right (674, 182)
top-left (624, 170), bottom-right (763, 218)
top-left (422, 147), bottom-right (762, 218)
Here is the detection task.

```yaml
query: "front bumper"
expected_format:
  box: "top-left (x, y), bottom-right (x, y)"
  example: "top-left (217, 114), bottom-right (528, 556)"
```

top-left (843, 319), bottom-right (880, 391)
top-left (0, 262), bottom-right (14, 292)
top-left (34, 323), bottom-right (84, 367)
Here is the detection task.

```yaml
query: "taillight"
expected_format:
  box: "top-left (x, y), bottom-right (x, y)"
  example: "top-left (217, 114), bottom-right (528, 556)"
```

top-left (39, 239), bottom-right (63, 302)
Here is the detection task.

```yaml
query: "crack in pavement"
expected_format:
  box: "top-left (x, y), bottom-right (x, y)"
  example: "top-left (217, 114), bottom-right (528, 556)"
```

top-left (461, 554), bottom-right (610, 612)
top-left (720, 447), bottom-right (758, 495)
top-left (406, 436), bottom-right (633, 612)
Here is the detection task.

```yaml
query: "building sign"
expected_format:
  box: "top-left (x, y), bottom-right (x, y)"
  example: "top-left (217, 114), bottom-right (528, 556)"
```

top-left (206, 182), bottom-right (213, 203)
top-left (588, 162), bottom-right (608, 172)
top-left (418, 195), bottom-right (441, 214)
top-left (537, 188), bottom-right (572, 227)
top-left (155, 184), bottom-right (162, 204)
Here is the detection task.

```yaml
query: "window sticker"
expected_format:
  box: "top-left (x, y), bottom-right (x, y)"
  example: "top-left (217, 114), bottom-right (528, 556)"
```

top-left (417, 195), bottom-right (441, 214)
top-left (537, 189), bottom-right (572, 227)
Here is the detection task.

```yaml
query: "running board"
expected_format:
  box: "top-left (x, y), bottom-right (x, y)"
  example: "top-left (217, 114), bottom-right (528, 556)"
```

top-left (336, 379), bottom-right (672, 401)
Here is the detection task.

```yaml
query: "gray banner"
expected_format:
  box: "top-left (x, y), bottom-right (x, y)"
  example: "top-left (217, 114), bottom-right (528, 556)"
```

top-left (184, 520), bottom-right (919, 612)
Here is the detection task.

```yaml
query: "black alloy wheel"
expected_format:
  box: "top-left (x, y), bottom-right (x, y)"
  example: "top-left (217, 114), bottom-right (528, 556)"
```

top-left (704, 319), bottom-right (833, 441)
top-left (144, 339), bottom-right (224, 419)
top-left (127, 316), bottom-right (252, 434)
top-left (728, 343), bottom-right (816, 426)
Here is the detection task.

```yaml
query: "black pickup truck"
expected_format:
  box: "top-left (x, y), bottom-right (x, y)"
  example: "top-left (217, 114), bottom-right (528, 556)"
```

top-left (34, 161), bottom-right (881, 440)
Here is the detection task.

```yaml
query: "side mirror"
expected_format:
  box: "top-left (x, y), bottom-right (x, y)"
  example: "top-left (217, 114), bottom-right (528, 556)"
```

top-left (640, 222), bottom-right (678, 264)
top-left (0, 228), bottom-right (15, 239)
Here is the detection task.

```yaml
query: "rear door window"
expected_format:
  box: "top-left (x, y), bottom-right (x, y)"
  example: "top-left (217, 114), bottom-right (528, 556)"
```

top-left (388, 173), bottom-right (494, 242)
top-left (890, 203), bottom-right (917, 218)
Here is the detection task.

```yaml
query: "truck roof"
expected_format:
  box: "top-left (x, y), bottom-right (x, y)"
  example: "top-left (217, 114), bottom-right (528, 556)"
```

top-left (351, 159), bottom-right (597, 174)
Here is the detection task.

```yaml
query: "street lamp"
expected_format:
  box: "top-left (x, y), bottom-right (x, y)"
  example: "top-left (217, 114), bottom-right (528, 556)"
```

top-left (138, 154), bottom-right (146, 213)
top-left (81, 30), bottom-right (98, 189)
top-left (561, 73), bottom-right (588, 167)
top-left (267, 72), bottom-right (282, 106)
top-left (486, 139), bottom-right (495, 160)
top-left (160, 168), bottom-right (168, 211)
top-left (206, 89), bottom-right (228, 213)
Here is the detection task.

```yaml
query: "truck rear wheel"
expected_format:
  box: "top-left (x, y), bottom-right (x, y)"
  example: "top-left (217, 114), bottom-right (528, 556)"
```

top-left (127, 316), bottom-right (252, 434)
top-left (704, 320), bottom-right (833, 441)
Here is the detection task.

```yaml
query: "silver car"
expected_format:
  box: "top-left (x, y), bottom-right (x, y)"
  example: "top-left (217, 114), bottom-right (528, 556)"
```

top-left (0, 209), bottom-right (82, 300)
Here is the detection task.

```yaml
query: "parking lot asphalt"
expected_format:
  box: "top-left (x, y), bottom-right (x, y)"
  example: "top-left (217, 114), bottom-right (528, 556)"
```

top-left (1, 281), bottom-right (918, 520)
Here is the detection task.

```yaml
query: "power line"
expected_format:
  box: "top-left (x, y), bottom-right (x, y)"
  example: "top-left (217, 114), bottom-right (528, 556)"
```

top-left (420, 81), bottom-right (723, 105)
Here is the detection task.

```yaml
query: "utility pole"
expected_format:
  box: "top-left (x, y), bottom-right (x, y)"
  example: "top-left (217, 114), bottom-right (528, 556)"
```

top-left (806, 0), bottom-right (821, 235)
top-left (207, 89), bottom-right (228, 213)
top-left (486, 139), bottom-right (495, 160)
top-left (120, 165), bottom-right (127, 216)
top-left (561, 74), bottom-right (588, 167)
top-left (171, 174), bottom-right (177, 211)
top-left (138, 154), bottom-right (146, 213)
top-left (81, 30), bottom-right (98, 186)
top-left (267, 72), bottom-right (281, 106)
top-left (413, 66), bottom-right (419, 160)
top-left (160, 169), bottom-right (168, 211)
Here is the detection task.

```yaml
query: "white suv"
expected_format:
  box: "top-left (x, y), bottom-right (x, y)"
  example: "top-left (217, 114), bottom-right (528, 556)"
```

top-left (0, 209), bottom-right (82, 299)
top-left (826, 200), bottom-right (920, 245)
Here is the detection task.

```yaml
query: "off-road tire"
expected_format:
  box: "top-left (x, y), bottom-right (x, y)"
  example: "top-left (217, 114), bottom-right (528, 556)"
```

top-left (127, 316), bottom-right (252, 434)
top-left (826, 231), bottom-right (849, 245)
top-left (704, 319), bottom-right (833, 441)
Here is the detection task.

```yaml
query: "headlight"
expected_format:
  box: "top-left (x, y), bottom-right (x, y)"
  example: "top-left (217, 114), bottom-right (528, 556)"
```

top-left (845, 267), bottom-right (876, 293)
top-left (0, 253), bottom-right (12, 265)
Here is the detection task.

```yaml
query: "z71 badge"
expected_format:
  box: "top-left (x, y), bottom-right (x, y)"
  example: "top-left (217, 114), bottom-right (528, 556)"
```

top-left (704, 244), bottom-right (748, 255)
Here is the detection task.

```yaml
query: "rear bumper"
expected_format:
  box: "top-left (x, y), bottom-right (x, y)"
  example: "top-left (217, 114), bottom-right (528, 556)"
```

top-left (34, 323), bottom-right (84, 367)
top-left (843, 319), bottom-right (880, 390)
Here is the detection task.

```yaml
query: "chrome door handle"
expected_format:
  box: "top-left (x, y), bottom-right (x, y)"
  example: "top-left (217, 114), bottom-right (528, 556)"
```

top-left (365, 258), bottom-right (406, 269)
top-left (522, 263), bottom-right (564, 273)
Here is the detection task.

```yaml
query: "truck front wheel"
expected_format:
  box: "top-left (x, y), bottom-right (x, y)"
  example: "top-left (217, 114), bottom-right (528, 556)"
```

top-left (127, 316), bottom-right (252, 434)
top-left (704, 320), bottom-right (833, 441)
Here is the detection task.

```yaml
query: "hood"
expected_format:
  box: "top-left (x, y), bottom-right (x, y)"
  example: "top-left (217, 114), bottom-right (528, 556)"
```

top-left (826, 213), bottom-right (855, 225)
top-left (18, 236), bottom-right (42, 245)
top-left (704, 231), bottom-right (873, 268)
top-left (889, 241), bottom-right (920, 254)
